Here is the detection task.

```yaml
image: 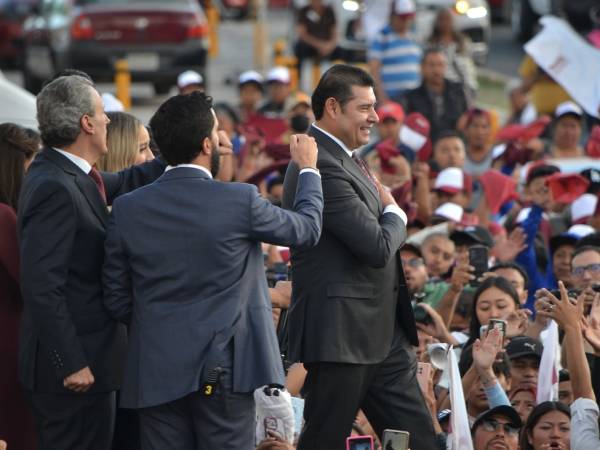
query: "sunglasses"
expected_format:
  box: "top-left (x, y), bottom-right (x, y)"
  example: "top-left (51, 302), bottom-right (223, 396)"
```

top-left (481, 419), bottom-right (520, 436)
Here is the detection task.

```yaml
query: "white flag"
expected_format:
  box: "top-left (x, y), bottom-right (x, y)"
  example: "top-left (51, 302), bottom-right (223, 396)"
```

top-left (447, 345), bottom-right (474, 450)
top-left (525, 16), bottom-right (600, 118)
top-left (536, 320), bottom-right (559, 404)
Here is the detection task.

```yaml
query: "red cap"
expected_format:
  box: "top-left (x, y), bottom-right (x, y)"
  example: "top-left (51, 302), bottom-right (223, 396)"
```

top-left (586, 125), bottom-right (600, 158)
top-left (546, 173), bottom-right (590, 204)
top-left (376, 139), bottom-right (402, 174)
top-left (496, 116), bottom-right (552, 143)
top-left (404, 112), bottom-right (430, 138)
top-left (376, 101), bottom-right (405, 123)
top-left (479, 169), bottom-right (519, 215)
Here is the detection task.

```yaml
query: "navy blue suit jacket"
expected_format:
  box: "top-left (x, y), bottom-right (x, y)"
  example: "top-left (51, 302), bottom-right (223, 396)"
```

top-left (102, 167), bottom-right (323, 408)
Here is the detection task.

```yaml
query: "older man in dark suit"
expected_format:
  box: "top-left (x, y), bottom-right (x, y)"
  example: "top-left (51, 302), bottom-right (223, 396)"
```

top-left (283, 64), bottom-right (437, 450)
top-left (102, 92), bottom-right (323, 450)
top-left (17, 75), bottom-right (166, 450)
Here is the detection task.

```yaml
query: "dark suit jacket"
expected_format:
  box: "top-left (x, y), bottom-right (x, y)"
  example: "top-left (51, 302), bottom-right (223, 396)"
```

top-left (282, 126), bottom-right (418, 365)
top-left (102, 167), bottom-right (323, 409)
top-left (400, 79), bottom-right (468, 141)
top-left (17, 147), bottom-right (165, 394)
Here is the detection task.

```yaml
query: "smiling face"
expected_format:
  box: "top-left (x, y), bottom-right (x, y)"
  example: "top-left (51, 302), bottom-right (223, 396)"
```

top-left (527, 410), bottom-right (570, 450)
top-left (331, 85), bottom-right (378, 150)
top-left (134, 124), bottom-right (154, 165)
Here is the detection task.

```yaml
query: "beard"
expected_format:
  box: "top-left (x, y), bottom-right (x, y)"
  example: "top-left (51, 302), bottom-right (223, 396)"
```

top-left (210, 142), bottom-right (220, 177)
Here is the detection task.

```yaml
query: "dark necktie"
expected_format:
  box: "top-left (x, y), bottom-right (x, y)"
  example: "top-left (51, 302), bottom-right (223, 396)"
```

top-left (88, 167), bottom-right (107, 204)
top-left (352, 153), bottom-right (377, 188)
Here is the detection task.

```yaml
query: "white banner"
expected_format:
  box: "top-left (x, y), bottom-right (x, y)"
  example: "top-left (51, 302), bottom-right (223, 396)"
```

top-left (524, 16), bottom-right (600, 118)
top-left (447, 345), bottom-right (474, 450)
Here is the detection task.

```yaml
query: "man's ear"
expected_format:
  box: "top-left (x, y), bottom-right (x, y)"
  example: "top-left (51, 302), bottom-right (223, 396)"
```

top-left (201, 136), bottom-right (212, 155)
top-left (324, 97), bottom-right (338, 119)
top-left (80, 114), bottom-right (94, 135)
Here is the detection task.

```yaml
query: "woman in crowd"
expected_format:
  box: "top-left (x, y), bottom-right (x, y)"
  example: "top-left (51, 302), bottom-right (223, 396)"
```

top-left (520, 401), bottom-right (571, 450)
top-left (96, 112), bottom-right (154, 172)
top-left (466, 276), bottom-right (522, 348)
top-left (0, 123), bottom-right (39, 450)
top-left (426, 8), bottom-right (477, 99)
top-left (510, 387), bottom-right (536, 424)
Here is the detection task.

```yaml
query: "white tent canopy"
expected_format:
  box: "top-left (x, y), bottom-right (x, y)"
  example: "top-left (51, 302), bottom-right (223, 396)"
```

top-left (0, 72), bottom-right (37, 130)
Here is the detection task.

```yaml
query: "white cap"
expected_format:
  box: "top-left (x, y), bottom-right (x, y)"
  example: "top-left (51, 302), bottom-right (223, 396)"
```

top-left (394, 0), bottom-right (416, 15)
top-left (571, 193), bottom-right (598, 223)
top-left (239, 70), bottom-right (264, 85)
top-left (567, 224), bottom-right (596, 239)
top-left (266, 66), bottom-right (291, 84)
top-left (555, 101), bottom-right (583, 119)
top-left (435, 167), bottom-right (464, 193)
top-left (177, 70), bottom-right (204, 89)
top-left (434, 203), bottom-right (464, 223)
top-left (101, 92), bottom-right (124, 112)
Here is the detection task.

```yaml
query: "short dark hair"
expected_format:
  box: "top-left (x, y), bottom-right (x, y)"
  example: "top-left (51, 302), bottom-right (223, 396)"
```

top-left (433, 130), bottom-right (463, 148)
top-left (572, 245), bottom-right (600, 261)
top-left (149, 91), bottom-right (214, 166)
top-left (490, 262), bottom-right (529, 290)
top-left (525, 164), bottom-right (560, 186)
top-left (0, 123), bottom-right (40, 210)
top-left (421, 46), bottom-right (445, 64)
top-left (311, 64), bottom-right (374, 120)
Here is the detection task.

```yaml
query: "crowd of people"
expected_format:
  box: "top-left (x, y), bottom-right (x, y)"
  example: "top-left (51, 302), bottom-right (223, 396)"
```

top-left (2, 0), bottom-right (600, 449)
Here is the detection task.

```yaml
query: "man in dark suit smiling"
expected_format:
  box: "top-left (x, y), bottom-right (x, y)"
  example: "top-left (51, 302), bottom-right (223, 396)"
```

top-left (283, 64), bottom-right (437, 450)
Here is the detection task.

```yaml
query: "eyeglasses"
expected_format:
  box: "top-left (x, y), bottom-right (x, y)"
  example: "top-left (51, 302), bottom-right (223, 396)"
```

top-left (481, 419), bottom-right (520, 436)
top-left (404, 257), bottom-right (424, 268)
top-left (572, 263), bottom-right (600, 278)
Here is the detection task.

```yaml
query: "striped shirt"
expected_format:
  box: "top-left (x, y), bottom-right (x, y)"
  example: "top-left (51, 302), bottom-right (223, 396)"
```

top-left (368, 25), bottom-right (422, 99)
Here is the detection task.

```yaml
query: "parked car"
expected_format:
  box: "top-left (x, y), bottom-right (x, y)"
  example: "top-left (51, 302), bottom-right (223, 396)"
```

top-left (21, 0), bottom-right (209, 94)
top-left (0, 0), bottom-right (38, 66)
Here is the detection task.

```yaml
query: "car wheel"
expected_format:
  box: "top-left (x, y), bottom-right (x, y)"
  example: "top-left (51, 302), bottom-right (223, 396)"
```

top-left (512, 0), bottom-right (537, 42)
top-left (152, 82), bottom-right (172, 95)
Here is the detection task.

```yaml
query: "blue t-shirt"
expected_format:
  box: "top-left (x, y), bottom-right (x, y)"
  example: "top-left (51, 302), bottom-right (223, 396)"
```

top-left (368, 25), bottom-right (422, 99)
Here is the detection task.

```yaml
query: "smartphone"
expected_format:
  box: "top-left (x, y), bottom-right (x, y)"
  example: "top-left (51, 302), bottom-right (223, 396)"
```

top-left (488, 319), bottom-right (507, 338)
top-left (469, 245), bottom-right (489, 283)
top-left (382, 429), bottom-right (410, 450)
top-left (479, 324), bottom-right (488, 338)
top-left (346, 435), bottom-right (374, 450)
top-left (264, 417), bottom-right (285, 440)
top-left (416, 362), bottom-right (432, 393)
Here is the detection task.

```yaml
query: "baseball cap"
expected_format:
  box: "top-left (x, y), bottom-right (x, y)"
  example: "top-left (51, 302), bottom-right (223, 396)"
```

top-left (572, 193), bottom-right (598, 224)
top-left (505, 336), bottom-right (543, 360)
top-left (433, 202), bottom-right (464, 223)
top-left (266, 66), bottom-right (291, 84)
top-left (580, 168), bottom-right (600, 194)
top-left (434, 167), bottom-right (472, 194)
top-left (239, 70), bottom-right (264, 86)
top-left (376, 101), bottom-right (404, 122)
top-left (393, 0), bottom-right (416, 16)
top-left (471, 405), bottom-right (523, 434)
top-left (177, 70), bottom-right (204, 89)
top-left (555, 101), bottom-right (583, 120)
top-left (549, 225), bottom-right (595, 255)
top-left (450, 225), bottom-right (494, 248)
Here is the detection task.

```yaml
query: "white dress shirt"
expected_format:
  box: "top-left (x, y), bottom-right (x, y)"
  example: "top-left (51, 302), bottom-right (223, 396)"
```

top-left (570, 397), bottom-right (600, 450)
top-left (53, 148), bottom-right (92, 174)
top-left (311, 124), bottom-right (407, 225)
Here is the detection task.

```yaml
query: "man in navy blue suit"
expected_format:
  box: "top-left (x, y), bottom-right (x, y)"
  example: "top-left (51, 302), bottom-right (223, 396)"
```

top-left (102, 91), bottom-right (323, 450)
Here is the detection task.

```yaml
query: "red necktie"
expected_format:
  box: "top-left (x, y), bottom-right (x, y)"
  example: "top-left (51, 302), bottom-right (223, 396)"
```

top-left (352, 153), bottom-right (377, 188)
top-left (88, 167), bottom-right (107, 204)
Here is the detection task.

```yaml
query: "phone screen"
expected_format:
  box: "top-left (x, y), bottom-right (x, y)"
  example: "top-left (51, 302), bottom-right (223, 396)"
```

top-left (347, 437), bottom-right (373, 450)
top-left (382, 429), bottom-right (410, 450)
top-left (469, 245), bottom-right (489, 280)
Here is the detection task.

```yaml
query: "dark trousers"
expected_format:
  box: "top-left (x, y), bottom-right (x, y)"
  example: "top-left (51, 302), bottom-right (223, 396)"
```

top-left (138, 364), bottom-right (254, 450)
top-left (297, 328), bottom-right (437, 450)
top-left (293, 40), bottom-right (344, 81)
top-left (27, 390), bottom-right (116, 450)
